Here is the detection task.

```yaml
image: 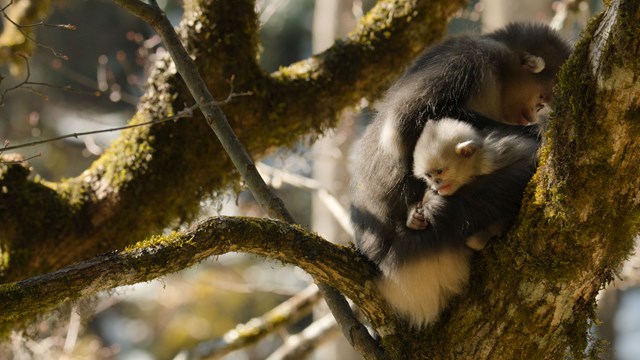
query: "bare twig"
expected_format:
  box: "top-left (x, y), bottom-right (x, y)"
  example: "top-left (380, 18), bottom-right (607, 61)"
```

top-left (257, 163), bottom-right (354, 238)
top-left (108, 2), bottom-right (383, 358)
top-left (12, 21), bottom-right (75, 30)
top-left (0, 144), bottom-right (41, 163)
top-left (61, 307), bottom-right (81, 359)
top-left (183, 285), bottom-right (322, 359)
top-left (2, 114), bottom-right (188, 152)
top-left (0, 3), bottom-right (74, 60)
top-left (0, 54), bottom-right (96, 105)
top-left (0, 153), bottom-right (41, 163)
top-left (0, 0), bottom-right (14, 12)
top-left (266, 314), bottom-right (340, 360)
top-left (0, 88), bottom-right (250, 153)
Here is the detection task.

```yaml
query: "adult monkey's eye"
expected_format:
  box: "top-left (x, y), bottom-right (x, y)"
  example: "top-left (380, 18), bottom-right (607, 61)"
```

top-left (425, 173), bottom-right (432, 178)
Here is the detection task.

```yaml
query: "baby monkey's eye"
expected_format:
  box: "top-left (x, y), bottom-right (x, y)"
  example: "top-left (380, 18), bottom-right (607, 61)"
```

top-left (436, 169), bottom-right (444, 175)
top-left (425, 173), bottom-right (432, 178)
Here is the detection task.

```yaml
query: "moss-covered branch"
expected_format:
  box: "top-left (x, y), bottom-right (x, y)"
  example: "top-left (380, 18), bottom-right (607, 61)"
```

top-left (3, 0), bottom-right (640, 357)
top-left (0, 216), bottom-right (389, 336)
top-left (0, 0), bottom-right (465, 283)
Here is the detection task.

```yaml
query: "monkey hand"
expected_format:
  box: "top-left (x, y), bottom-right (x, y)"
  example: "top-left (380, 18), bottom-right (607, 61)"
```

top-left (406, 201), bottom-right (429, 230)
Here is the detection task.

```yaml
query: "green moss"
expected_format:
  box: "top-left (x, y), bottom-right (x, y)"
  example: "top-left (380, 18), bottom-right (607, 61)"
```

top-left (124, 231), bottom-right (187, 253)
top-left (0, 281), bottom-right (62, 337)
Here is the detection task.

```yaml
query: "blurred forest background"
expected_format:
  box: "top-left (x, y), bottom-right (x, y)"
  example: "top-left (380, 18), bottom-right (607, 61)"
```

top-left (4, 0), bottom-right (640, 359)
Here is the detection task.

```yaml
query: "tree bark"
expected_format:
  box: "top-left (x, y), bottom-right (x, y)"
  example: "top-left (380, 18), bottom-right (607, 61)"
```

top-left (0, 217), bottom-right (389, 336)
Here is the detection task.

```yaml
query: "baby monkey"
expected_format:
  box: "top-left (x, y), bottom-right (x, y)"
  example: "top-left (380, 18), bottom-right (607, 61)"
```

top-left (406, 118), bottom-right (538, 233)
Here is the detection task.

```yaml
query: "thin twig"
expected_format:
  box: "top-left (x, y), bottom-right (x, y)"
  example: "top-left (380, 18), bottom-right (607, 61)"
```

top-left (0, 3), bottom-right (74, 60)
top-left (0, 0), bottom-right (14, 12)
top-left (183, 285), bottom-right (322, 359)
top-left (0, 54), bottom-right (94, 105)
top-left (1, 53), bottom-right (32, 102)
top-left (1, 91), bottom-right (251, 152)
top-left (0, 153), bottom-right (41, 163)
top-left (266, 314), bottom-right (340, 360)
top-left (12, 21), bottom-right (76, 30)
top-left (1, 108), bottom-right (194, 152)
top-left (257, 163), bottom-right (354, 238)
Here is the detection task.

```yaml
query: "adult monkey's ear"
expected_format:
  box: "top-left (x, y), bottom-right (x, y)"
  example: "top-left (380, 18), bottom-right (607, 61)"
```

top-left (521, 52), bottom-right (546, 73)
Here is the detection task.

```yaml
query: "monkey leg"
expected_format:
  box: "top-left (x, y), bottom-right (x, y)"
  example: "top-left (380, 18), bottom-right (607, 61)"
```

top-left (465, 221), bottom-right (505, 250)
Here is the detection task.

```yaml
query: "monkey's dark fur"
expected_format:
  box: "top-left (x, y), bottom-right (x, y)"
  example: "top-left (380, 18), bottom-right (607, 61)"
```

top-left (349, 23), bottom-right (571, 326)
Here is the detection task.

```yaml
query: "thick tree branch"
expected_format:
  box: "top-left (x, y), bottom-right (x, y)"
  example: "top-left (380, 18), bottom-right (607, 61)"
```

top-left (0, 217), bottom-right (388, 335)
top-left (115, 0), bottom-right (294, 223)
top-left (2, 0), bottom-right (639, 358)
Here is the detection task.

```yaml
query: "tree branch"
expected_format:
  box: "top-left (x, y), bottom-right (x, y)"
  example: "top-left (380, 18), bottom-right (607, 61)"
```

top-left (257, 163), bottom-right (354, 237)
top-left (0, 217), bottom-right (387, 334)
top-left (0, 0), bottom-right (57, 75)
top-left (266, 313), bottom-right (340, 360)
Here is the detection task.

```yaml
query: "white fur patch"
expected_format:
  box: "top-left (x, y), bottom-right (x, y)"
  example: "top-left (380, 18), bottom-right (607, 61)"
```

top-left (377, 249), bottom-right (471, 327)
top-left (379, 114), bottom-right (404, 158)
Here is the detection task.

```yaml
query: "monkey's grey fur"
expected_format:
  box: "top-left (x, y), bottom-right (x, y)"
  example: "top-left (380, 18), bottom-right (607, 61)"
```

top-left (350, 23), bottom-right (570, 327)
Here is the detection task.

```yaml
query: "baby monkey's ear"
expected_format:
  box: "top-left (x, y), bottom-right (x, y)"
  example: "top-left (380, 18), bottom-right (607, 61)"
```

top-left (455, 140), bottom-right (480, 158)
top-left (521, 52), bottom-right (545, 73)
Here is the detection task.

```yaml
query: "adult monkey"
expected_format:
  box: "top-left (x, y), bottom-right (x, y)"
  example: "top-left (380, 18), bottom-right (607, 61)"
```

top-left (350, 23), bottom-right (571, 327)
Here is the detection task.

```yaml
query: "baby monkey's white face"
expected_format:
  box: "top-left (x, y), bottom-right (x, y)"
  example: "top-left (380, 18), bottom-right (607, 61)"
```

top-left (416, 141), bottom-right (481, 196)
top-left (413, 119), bottom-right (484, 196)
